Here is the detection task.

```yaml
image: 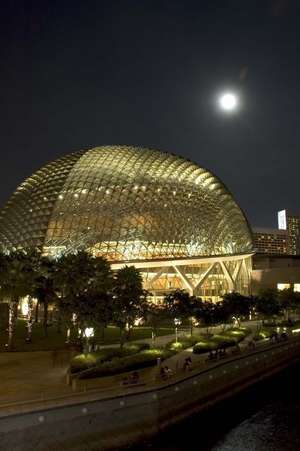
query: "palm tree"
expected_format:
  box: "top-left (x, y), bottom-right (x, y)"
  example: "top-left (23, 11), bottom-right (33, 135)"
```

top-left (32, 255), bottom-right (58, 337)
top-left (0, 250), bottom-right (35, 350)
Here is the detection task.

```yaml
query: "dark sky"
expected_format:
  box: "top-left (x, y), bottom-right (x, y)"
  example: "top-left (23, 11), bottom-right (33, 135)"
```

top-left (1, 0), bottom-right (300, 227)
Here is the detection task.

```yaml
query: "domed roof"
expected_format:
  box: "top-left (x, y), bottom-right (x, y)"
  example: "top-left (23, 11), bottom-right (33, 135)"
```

top-left (0, 145), bottom-right (253, 261)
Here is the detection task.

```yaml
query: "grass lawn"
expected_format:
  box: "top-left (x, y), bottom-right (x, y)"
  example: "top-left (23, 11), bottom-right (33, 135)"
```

top-left (0, 320), bottom-right (175, 352)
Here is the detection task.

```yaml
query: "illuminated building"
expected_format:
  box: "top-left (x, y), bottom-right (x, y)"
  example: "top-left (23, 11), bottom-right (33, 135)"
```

top-left (252, 227), bottom-right (288, 255)
top-left (0, 145), bottom-right (253, 300)
top-left (278, 209), bottom-right (300, 255)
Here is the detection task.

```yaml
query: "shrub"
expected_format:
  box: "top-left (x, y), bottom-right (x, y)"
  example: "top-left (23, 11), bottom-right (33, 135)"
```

top-left (193, 340), bottom-right (218, 354)
top-left (123, 342), bottom-right (150, 353)
top-left (165, 336), bottom-right (199, 351)
top-left (78, 348), bottom-right (174, 379)
top-left (253, 328), bottom-right (274, 341)
top-left (193, 328), bottom-right (250, 355)
top-left (70, 342), bottom-right (150, 373)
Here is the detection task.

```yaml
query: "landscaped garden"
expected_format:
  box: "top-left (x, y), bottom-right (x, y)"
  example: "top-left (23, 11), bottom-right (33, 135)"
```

top-left (1, 248), bottom-right (300, 360)
top-left (68, 327), bottom-right (251, 380)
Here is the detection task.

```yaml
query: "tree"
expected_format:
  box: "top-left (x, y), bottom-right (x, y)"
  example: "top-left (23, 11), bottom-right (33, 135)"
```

top-left (164, 289), bottom-right (198, 335)
top-left (278, 288), bottom-right (299, 321)
top-left (255, 289), bottom-right (281, 323)
top-left (54, 251), bottom-right (113, 343)
top-left (221, 292), bottom-right (252, 326)
top-left (193, 300), bottom-right (218, 334)
top-left (0, 250), bottom-right (35, 350)
top-left (112, 266), bottom-right (147, 347)
top-left (146, 301), bottom-right (168, 341)
top-left (32, 255), bottom-right (58, 338)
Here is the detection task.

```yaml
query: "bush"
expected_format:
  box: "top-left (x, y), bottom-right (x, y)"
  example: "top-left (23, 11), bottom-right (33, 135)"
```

top-left (123, 342), bottom-right (150, 353)
top-left (70, 342), bottom-right (150, 373)
top-left (78, 348), bottom-right (174, 379)
top-left (165, 336), bottom-right (199, 352)
top-left (193, 328), bottom-right (250, 355)
top-left (193, 339), bottom-right (218, 354)
top-left (253, 328), bottom-right (274, 341)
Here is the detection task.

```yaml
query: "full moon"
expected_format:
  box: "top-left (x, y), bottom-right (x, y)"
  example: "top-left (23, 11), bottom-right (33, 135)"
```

top-left (218, 92), bottom-right (238, 112)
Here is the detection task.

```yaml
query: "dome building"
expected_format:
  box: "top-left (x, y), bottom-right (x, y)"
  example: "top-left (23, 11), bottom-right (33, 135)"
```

top-left (0, 146), bottom-right (253, 300)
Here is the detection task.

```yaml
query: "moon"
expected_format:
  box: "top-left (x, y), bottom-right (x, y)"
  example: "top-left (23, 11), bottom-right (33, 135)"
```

top-left (218, 92), bottom-right (238, 112)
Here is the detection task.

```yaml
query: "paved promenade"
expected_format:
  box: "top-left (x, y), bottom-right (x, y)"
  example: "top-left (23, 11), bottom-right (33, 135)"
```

top-left (0, 322), bottom-right (261, 407)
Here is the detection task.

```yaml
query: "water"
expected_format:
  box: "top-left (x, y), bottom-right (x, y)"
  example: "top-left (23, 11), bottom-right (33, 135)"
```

top-left (131, 363), bottom-right (300, 451)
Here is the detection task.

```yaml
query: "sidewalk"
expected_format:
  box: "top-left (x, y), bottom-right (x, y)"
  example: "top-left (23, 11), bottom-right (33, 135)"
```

top-left (0, 321), bottom-right (261, 406)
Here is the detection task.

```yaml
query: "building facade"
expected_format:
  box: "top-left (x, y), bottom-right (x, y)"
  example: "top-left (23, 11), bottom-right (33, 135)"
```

top-left (251, 254), bottom-right (300, 294)
top-left (252, 227), bottom-right (288, 255)
top-left (278, 209), bottom-right (300, 255)
top-left (0, 145), bottom-right (254, 299)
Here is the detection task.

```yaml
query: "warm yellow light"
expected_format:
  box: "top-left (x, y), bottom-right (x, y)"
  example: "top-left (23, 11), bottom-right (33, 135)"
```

top-left (20, 298), bottom-right (29, 316)
top-left (277, 283), bottom-right (290, 290)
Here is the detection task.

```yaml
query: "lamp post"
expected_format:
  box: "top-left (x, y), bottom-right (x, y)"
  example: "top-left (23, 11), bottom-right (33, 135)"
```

top-left (83, 327), bottom-right (94, 354)
top-left (174, 318), bottom-right (182, 343)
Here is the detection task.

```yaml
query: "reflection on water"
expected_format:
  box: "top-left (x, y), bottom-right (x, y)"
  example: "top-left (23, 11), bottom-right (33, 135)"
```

top-left (212, 400), bottom-right (300, 451)
top-left (130, 363), bottom-right (300, 451)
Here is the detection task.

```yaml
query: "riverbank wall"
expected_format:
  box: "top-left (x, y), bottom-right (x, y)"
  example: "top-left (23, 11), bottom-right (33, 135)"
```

top-left (1, 337), bottom-right (300, 451)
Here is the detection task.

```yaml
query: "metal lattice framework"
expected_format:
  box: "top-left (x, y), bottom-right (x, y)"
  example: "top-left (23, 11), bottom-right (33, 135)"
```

top-left (0, 145), bottom-right (253, 262)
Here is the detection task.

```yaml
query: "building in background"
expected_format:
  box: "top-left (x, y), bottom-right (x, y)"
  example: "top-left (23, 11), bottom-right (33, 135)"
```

top-left (251, 254), bottom-right (300, 294)
top-left (252, 227), bottom-right (288, 255)
top-left (278, 209), bottom-right (300, 255)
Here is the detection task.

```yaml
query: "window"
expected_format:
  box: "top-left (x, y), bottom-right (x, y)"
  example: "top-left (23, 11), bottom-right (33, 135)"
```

top-left (277, 283), bottom-right (290, 290)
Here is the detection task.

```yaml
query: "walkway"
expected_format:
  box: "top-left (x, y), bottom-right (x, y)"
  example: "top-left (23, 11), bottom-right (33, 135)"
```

top-left (0, 321), bottom-right (261, 407)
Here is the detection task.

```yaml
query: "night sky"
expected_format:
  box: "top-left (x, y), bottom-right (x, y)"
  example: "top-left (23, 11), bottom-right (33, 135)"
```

top-left (1, 0), bottom-right (300, 227)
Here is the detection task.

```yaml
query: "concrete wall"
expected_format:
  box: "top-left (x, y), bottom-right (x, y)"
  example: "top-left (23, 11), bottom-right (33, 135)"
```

top-left (251, 267), bottom-right (300, 292)
top-left (1, 338), bottom-right (300, 451)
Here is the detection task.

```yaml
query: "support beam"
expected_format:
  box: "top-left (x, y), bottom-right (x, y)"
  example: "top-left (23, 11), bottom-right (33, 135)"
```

top-left (146, 267), bottom-right (167, 287)
top-left (232, 260), bottom-right (242, 282)
top-left (173, 266), bottom-right (194, 295)
top-left (193, 263), bottom-right (216, 291)
top-left (219, 261), bottom-right (234, 291)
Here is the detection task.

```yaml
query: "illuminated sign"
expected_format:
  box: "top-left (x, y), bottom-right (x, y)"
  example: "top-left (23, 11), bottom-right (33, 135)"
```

top-left (278, 210), bottom-right (287, 230)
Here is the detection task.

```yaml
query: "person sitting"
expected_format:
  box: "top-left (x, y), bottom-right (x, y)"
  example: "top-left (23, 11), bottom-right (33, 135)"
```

top-left (248, 339), bottom-right (256, 350)
top-left (160, 366), bottom-right (167, 380)
top-left (183, 357), bottom-right (192, 371)
top-left (164, 366), bottom-right (173, 378)
top-left (129, 371), bottom-right (140, 384)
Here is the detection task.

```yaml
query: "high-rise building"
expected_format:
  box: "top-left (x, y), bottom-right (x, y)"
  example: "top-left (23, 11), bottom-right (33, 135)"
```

top-left (278, 210), bottom-right (300, 255)
top-left (252, 227), bottom-right (288, 255)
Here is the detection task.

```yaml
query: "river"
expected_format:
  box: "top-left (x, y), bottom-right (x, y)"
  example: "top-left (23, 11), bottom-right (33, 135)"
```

top-left (130, 362), bottom-right (300, 451)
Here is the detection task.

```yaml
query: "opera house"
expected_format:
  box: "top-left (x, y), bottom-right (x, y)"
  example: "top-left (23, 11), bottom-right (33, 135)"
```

top-left (0, 146), bottom-right (254, 302)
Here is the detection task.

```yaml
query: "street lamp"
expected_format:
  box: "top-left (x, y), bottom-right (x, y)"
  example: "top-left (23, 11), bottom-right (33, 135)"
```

top-left (83, 327), bottom-right (94, 354)
top-left (174, 318), bottom-right (182, 343)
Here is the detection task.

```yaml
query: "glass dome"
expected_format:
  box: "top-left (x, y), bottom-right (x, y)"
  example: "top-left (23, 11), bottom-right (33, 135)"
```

top-left (0, 145), bottom-right (253, 261)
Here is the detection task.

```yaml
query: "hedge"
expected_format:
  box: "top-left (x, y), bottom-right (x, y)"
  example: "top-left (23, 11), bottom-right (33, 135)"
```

top-left (165, 336), bottom-right (199, 352)
top-left (77, 348), bottom-right (175, 379)
top-left (193, 327), bottom-right (250, 354)
top-left (70, 342), bottom-right (150, 374)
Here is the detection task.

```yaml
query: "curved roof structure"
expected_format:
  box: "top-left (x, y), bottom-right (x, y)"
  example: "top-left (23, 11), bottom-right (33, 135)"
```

top-left (0, 145), bottom-right (253, 261)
